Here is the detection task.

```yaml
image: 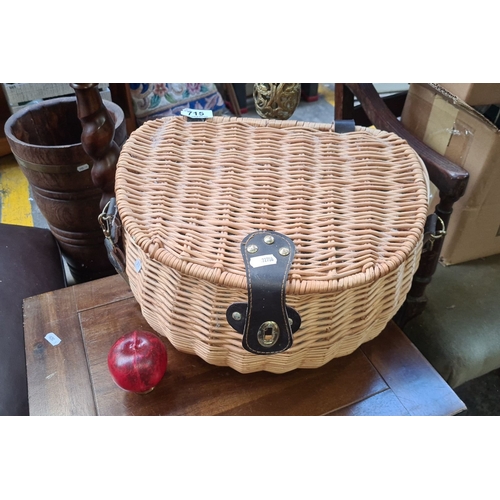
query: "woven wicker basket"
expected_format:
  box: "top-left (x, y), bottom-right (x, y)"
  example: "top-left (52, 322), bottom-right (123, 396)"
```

top-left (115, 116), bottom-right (428, 374)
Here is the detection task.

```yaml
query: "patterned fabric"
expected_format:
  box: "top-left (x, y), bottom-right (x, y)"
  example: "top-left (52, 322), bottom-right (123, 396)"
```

top-left (129, 83), bottom-right (226, 124)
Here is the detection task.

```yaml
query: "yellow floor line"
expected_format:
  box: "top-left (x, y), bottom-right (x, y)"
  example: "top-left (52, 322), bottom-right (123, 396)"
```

top-left (318, 83), bottom-right (335, 107)
top-left (0, 155), bottom-right (34, 226)
top-left (318, 84), bottom-right (376, 128)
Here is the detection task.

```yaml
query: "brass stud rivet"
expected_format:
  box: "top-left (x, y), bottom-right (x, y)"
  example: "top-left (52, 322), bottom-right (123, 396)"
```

top-left (247, 244), bottom-right (258, 254)
top-left (264, 234), bottom-right (275, 245)
top-left (232, 312), bottom-right (242, 321)
top-left (279, 247), bottom-right (290, 256)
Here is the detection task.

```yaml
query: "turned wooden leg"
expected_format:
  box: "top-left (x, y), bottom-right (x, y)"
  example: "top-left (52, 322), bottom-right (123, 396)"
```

top-left (71, 83), bottom-right (120, 210)
top-left (221, 83), bottom-right (246, 116)
top-left (222, 84), bottom-right (241, 117)
top-left (334, 83), bottom-right (354, 121)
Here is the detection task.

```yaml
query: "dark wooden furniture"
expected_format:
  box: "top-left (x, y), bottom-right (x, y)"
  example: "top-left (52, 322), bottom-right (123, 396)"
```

top-left (108, 83), bottom-right (137, 136)
top-left (334, 84), bottom-right (470, 327)
top-left (23, 274), bottom-right (465, 416)
top-left (0, 223), bottom-right (66, 415)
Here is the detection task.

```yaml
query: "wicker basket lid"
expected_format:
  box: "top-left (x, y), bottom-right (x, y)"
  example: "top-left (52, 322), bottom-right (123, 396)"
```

top-left (115, 116), bottom-right (428, 294)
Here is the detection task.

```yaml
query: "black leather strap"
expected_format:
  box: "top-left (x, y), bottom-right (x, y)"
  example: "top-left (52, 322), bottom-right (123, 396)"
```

top-left (226, 231), bottom-right (301, 354)
top-left (423, 213), bottom-right (438, 244)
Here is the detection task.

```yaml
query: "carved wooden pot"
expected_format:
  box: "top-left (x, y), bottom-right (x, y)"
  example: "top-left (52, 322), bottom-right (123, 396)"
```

top-left (5, 96), bottom-right (126, 283)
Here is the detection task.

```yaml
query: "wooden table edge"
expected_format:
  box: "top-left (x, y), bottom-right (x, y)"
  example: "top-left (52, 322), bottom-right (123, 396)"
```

top-left (23, 276), bottom-right (466, 417)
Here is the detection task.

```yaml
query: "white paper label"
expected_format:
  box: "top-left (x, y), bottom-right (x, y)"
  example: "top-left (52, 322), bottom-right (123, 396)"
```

top-left (45, 332), bottom-right (61, 346)
top-left (181, 108), bottom-right (213, 119)
top-left (77, 164), bottom-right (90, 172)
top-left (249, 254), bottom-right (277, 268)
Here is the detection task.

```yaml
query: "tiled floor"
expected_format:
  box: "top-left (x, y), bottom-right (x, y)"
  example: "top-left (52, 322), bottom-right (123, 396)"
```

top-left (2, 83), bottom-right (500, 415)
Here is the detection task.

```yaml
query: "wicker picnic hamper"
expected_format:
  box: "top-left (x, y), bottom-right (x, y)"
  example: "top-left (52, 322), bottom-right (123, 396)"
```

top-left (114, 115), bottom-right (429, 374)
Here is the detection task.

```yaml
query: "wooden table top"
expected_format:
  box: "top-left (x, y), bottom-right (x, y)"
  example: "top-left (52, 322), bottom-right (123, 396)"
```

top-left (23, 274), bottom-right (466, 416)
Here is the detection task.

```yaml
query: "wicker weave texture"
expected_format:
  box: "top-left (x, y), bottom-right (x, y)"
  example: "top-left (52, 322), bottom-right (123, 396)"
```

top-left (116, 116), bottom-right (428, 373)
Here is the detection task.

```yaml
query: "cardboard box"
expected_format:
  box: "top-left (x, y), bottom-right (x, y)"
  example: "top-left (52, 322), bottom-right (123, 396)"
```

top-left (437, 83), bottom-right (500, 106)
top-left (401, 83), bottom-right (500, 265)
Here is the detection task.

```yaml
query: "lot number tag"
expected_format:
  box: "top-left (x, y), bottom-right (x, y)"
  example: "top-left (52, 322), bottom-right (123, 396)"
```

top-left (181, 108), bottom-right (213, 119)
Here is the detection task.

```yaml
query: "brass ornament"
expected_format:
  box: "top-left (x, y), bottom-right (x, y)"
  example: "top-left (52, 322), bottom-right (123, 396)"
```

top-left (253, 83), bottom-right (301, 120)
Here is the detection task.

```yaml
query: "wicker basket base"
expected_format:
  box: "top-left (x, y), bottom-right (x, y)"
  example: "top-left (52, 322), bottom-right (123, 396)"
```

top-left (126, 232), bottom-right (422, 374)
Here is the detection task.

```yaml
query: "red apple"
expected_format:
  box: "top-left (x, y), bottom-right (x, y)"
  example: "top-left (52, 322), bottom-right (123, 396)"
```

top-left (108, 330), bottom-right (168, 393)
